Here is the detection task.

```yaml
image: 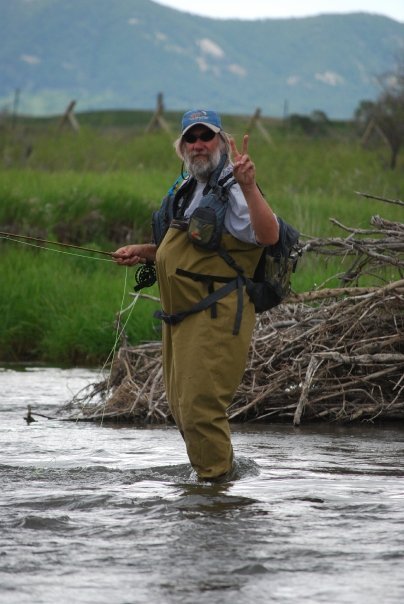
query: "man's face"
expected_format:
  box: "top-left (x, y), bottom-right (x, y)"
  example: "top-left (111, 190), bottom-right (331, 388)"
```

top-left (182, 126), bottom-right (222, 181)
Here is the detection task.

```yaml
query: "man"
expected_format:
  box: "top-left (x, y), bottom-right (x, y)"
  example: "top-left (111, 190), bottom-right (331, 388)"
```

top-left (113, 109), bottom-right (279, 481)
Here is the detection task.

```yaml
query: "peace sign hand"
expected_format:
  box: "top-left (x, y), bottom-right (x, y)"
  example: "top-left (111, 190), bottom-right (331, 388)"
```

top-left (230, 134), bottom-right (256, 189)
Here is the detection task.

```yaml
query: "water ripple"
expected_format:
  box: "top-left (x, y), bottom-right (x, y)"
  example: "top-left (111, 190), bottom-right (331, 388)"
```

top-left (1, 368), bottom-right (404, 604)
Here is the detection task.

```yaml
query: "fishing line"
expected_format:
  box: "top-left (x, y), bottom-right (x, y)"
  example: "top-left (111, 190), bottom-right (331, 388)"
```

top-left (2, 231), bottom-right (143, 426)
top-left (102, 268), bottom-right (133, 367)
top-left (79, 269), bottom-right (143, 426)
top-left (0, 234), bottom-right (114, 262)
top-left (0, 230), bottom-right (114, 257)
top-left (3, 232), bottom-right (147, 477)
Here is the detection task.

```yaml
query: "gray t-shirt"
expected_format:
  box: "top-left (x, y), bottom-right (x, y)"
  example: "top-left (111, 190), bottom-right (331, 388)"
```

top-left (182, 166), bottom-right (258, 245)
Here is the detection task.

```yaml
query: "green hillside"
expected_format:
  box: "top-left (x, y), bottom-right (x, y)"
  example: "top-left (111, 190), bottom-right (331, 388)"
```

top-left (1, 0), bottom-right (403, 118)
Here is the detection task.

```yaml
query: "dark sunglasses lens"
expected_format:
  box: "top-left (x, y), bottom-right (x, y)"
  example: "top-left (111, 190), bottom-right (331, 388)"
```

top-left (183, 133), bottom-right (197, 143)
top-left (200, 130), bottom-right (216, 141)
top-left (183, 130), bottom-right (216, 143)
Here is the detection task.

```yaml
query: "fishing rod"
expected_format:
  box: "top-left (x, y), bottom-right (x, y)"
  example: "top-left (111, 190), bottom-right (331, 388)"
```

top-left (0, 230), bottom-right (114, 257)
top-left (0, 229), bottom-right (157, 289)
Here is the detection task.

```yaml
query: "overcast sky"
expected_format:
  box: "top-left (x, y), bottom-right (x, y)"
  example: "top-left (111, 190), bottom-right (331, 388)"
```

top-left (154, 0), bottom-right (404, 22)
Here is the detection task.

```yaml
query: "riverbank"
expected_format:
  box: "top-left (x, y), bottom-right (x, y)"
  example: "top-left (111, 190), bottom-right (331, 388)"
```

top-left (56, 197), bottom-right (404, 425)
top-left (58, 284), bottom-right (404, 426)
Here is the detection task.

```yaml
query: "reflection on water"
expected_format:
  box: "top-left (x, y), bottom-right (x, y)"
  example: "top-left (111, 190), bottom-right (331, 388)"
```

top-left (1, 367), bottom-right (404, 604)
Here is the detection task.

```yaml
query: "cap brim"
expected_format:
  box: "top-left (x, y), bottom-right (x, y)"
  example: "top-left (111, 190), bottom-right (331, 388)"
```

top-left (182, 122), bottom-right (221, 135)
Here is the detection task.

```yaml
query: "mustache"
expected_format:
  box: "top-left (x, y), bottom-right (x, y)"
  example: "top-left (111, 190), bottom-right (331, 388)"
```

top-left (189, 151), bottom-right (210, 158)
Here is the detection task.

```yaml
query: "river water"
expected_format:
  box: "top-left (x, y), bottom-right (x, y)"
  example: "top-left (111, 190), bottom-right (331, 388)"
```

top-left (1, 366), bottom-right (403, 604)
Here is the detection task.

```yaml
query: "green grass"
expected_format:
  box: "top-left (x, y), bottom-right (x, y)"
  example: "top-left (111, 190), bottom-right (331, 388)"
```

top-left (0, 247), bottom-right (161, 365)
top-left (0, 111), bottom-right (403, 364)
top-left (0, 168), bottom-right (170, 244)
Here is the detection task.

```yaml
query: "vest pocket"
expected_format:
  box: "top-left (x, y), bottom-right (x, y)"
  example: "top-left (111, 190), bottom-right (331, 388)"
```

top-left (187, 207), bottom-right (221, 250)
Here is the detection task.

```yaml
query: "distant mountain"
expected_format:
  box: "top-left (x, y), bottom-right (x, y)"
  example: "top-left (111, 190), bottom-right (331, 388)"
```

top-left (1, 0), bottom-right (403, 118)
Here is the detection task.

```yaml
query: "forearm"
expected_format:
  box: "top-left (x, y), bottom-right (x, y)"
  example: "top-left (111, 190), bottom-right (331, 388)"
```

top-left (230, 135), bottom-right (279, 245)
top-left (240, 183), bottom-right (279, 245)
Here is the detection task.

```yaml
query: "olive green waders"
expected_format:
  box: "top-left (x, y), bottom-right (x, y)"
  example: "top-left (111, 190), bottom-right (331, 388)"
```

top-left (156, 227), bottom-right (262, 480)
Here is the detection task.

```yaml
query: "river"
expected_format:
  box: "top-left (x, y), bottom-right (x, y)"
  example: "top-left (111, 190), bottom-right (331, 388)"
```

top-left (1, 366), bottom-right (403, 604)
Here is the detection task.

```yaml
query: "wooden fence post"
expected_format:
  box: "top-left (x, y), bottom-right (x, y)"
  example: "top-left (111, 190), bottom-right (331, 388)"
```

top-left (246, 108), bottom-right (273, 144)
top-left (145, 93), bottom-right (171, 134)
top-left (59, 100), bottom-right (80, 132)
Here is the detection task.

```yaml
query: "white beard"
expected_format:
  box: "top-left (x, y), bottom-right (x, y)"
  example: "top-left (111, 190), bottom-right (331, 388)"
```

top-left (184, 146), bottom-right (222, 182)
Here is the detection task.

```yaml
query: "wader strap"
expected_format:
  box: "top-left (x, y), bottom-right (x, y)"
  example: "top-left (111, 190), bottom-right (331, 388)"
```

top-left (176, 268), bottom-right (235, 284)
top-left (154, 274), bottom-right (245, 335)
top-left (176, 267), bottom-right (235, 320)
top-left (234, 275), bottom-right (244, 334)
top-left (208, 281), bottom-right (217, 319)
top-left (216, 246), bottom-right (249, 334)
top-left (217, 247), bottom-right (246, 276)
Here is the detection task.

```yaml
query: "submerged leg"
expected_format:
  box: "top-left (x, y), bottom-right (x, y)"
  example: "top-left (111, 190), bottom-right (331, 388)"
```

top-left (164, 304), bottom-right (254, 479)
top-left (181, 392), bottom-right (234, 480)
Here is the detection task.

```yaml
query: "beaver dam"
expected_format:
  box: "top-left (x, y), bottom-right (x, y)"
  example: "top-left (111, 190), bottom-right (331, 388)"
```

top-left (59, 194), bottom-right (404, 425)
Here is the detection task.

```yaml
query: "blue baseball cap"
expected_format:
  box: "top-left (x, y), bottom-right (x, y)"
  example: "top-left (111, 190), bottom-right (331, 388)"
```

top-left (181, 109), bottom-right (222, 135)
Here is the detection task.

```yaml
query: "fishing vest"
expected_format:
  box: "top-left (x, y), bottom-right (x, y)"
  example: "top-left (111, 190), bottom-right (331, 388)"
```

top-left (151, 153), bottom-right (234, 251)
top-left (137, 154), bottom-right (301, 333)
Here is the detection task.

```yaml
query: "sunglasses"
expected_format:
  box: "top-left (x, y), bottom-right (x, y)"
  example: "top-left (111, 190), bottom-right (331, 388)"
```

top-left (182, 129), bottom-right (217, 144)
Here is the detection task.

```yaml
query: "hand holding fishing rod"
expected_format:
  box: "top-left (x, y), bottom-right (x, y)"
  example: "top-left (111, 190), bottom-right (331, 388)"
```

top-left (112, 243), bottom-right (158, 291)
top-left (112, 243), bottom-right (157, 266)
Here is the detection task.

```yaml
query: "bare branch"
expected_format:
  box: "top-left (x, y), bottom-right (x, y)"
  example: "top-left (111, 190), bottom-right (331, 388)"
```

top-left (355, 191), bottom-right (404, 206)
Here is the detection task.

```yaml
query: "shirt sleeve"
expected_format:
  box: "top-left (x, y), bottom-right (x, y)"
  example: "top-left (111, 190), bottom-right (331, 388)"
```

top-left (224, 183), bottom-right (259, 245)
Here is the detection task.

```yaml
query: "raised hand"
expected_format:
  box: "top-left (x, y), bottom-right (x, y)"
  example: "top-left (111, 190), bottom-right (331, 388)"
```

top-left (230, 134), bottom-right (256, 189)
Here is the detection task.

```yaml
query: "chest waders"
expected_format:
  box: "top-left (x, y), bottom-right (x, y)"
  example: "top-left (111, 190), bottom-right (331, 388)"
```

top-left (155, 227), bottom-right (262, 480)
top-left (153, 154), bottom-right (250, 336)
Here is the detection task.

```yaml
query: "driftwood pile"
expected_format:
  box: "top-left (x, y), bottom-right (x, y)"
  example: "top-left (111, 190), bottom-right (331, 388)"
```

top-left (61, 194), bottom-right (404, 425)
